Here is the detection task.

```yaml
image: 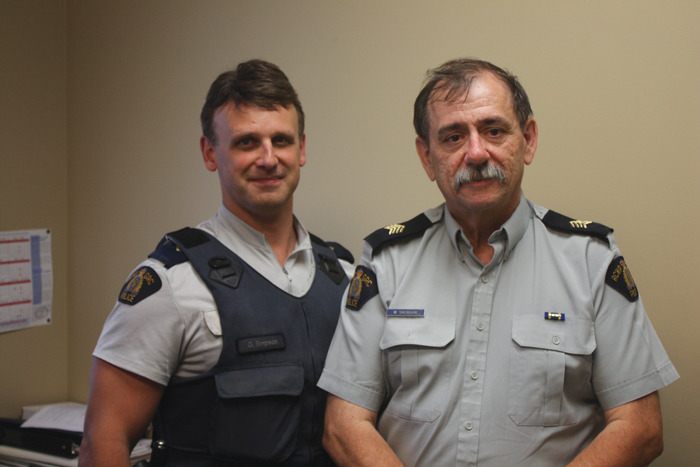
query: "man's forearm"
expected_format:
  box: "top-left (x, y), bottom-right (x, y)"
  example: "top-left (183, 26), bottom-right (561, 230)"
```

top-left (568, 393), bottom-right (663, 467)
top-left (323, 395), bottom-right (404, 467)
top-left (323, 418), bottom-right (403, 467)
top-left (78, 434), bottom-right (132, 467)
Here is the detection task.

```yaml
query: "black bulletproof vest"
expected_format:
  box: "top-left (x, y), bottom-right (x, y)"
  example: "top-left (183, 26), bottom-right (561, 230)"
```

top-left (149, 228), bottom-right (348, 467)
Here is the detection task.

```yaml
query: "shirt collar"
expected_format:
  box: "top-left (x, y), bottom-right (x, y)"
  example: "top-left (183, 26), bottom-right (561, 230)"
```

top-left (213, 205), bottom-right (312, 255)
top-left (500, 194), bottom-right (532, 259)
top-left (443, 193), bottom-right (533, 261)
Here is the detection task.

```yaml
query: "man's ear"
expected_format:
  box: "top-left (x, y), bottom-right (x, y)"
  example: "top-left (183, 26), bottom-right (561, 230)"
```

top-left (415, 136), bottom-right (436, 181)
top-left (522, 118), bottom-right (538, 166)
top-left (298, 134), bottom-right (307, 167)
top-left (201, 136), bottom-right (218, 172)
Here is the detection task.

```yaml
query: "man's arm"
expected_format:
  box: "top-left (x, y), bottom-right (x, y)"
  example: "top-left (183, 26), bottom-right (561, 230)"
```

top-left (568, 392), bottom-right (663, 467)
top-left (78, 358), bottom-right (164, 467)
top-left (323, 395), bottom-right (404, 467)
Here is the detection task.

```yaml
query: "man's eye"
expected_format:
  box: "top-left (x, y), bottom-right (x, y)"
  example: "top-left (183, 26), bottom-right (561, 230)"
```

top-left (235, 137), bottom-right (257, 149)
top-left (443, 134), bottom-right (462, 144)
top-left (272, 135), bottom-right (293, 146)
top-left (485, 128), bottom-right (506, 138)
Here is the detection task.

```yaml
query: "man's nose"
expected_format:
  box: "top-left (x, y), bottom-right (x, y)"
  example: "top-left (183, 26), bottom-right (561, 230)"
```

top-left (257, 140), bottom-right (278, 168)
top-left (463, 135), bottom-right (489, 165)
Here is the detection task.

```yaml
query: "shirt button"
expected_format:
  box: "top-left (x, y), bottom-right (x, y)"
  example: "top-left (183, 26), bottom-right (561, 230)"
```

top-left (464, 421), bottom-right (473, 431)
top-left (476, 322), bottom-right (485, 331)
top-left (480, 275), bottom-right (488, 283)
top-left (552, 335), bottom-right (561, 345)
top-left (470, 371), bottom-right (479, 380)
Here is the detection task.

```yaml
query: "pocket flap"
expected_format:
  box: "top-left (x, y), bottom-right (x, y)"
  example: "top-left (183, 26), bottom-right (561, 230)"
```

top-left (512, 315), bottom-right (595, 355)
top-left (215, 364), bottom-right (304, 398)
top-left (379, 315), bottom-right (455, 350)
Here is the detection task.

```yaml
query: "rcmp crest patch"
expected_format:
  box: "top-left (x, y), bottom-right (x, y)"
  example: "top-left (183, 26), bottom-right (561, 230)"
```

top-left (118, 266), bottom-right (162, 305)
top-left (346, 266), bottom-right (378, 311)
top-left (605, 256), bottom-right (639, 302)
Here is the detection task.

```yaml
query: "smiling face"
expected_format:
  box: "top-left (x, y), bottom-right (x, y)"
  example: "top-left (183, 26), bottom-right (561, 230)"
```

top-left (416, 71), bottom-right (538, 224)
top-left (201, 102), bottom-right (306, 225)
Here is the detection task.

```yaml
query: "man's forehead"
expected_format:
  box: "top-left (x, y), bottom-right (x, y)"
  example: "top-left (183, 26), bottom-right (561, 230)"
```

top-left (427, 75), bottom-right (516, 123)
top-left (213, 102), bottom-right (298, 131)
top-left (216, 101), bottom-right (294, 117)
top-left (430, 73), bottom-right (512, 107)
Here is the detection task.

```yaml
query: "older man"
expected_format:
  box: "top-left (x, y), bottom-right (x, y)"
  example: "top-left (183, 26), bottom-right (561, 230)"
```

top-left (319, 58), bottom-right (677, 466)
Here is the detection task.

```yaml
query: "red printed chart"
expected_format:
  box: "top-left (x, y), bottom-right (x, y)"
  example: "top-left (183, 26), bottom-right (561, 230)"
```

top-left (0, 229), bottom-right (52, 333)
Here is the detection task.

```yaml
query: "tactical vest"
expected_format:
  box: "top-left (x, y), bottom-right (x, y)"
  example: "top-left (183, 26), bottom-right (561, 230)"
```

top-left (148, 228), bottom-right (348, 467)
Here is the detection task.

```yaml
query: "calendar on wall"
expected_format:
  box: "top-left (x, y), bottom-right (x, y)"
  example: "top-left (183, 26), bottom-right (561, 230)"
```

top-left (0, 229), bottom-right (52, 334)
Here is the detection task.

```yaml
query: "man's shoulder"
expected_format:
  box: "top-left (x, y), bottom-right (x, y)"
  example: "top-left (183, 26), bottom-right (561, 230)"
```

top-left (532, 203), bottom-right (613, 245)
top-left (364, 206), bottom-right (442, 256)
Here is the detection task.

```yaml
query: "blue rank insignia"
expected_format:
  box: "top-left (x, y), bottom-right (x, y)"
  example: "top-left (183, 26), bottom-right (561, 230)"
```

top-left (346, 266), bottom-right (378, 311)
top-left (605, 256), bottom-right (639, 302)
top-left (118, 266), bottom-right (162, 305)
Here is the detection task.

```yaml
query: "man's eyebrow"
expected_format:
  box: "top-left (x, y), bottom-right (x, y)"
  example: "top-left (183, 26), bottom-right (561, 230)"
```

top-left (272, 130), bottom-right (297, 139)
top-left (230, 132), bottom-right (259, 144)
top-left (479, 116), bottom-right (513, 128)
top-left (437, 122), bottom-right (468, 138)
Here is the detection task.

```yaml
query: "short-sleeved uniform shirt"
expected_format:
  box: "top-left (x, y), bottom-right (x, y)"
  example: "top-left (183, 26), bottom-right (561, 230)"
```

top-left (318, 196), bottom-right (678, 467)
top-left (94, 206), bottom-right (352, 385)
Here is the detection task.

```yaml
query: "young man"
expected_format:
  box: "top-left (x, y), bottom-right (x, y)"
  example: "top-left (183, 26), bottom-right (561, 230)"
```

top-left (80, 59), bottom-right (351, 467)
top-left (319, 58), bottom-right (678, 466)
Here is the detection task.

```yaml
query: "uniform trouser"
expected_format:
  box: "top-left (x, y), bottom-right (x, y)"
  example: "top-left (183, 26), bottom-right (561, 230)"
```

top-left (148, 446), bottom-right (336, 467)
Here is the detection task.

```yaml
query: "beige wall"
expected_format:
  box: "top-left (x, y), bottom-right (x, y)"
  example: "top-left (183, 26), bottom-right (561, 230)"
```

top-left (0, 0), bottom-right (68, 415)
top-left (2, 1), bottom-right (698, 465)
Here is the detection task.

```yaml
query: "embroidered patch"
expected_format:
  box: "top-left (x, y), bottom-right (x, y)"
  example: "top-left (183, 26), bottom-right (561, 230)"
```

top-left (387, 308), bottom-right (425, 318)
top-left (605, 256), bottom-right (639, 302)
top-left (346, 266), bottom-right (378, 311)
top-left (118, 266), bottom-right (162, 305)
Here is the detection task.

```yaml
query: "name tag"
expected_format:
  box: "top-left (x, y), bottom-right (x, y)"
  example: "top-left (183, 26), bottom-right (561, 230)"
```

top-left (237, 334), bottom-right (286, 354)
top-left (387, 308), bottom-right (425, 318)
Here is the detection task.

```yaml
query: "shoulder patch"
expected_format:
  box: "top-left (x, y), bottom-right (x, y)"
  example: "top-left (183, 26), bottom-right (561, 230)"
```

top-left (346, 266), bottom-right (378, 311)
top-left (541, 210), bottom-right (612, 243)
top-left (605, 256), bottom-right (639, 302)
top-left (365, 213), bottom-right (434, 256)
top-left (118, 266), bottom-right (162, 305)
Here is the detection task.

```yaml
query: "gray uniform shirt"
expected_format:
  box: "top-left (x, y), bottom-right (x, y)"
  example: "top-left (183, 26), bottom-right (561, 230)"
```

top-left (94, 206), bottom-right (352, 385)
top-left (318, 195), bottom-right (678, 467)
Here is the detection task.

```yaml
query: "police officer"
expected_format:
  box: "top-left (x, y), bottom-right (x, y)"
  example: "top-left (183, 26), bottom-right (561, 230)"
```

top-left (318, 58), bottom-right (678, 466)
top-left (80, 59), bottom-right (352, 467)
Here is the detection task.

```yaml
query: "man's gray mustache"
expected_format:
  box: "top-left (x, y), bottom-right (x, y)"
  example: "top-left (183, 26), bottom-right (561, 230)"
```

top-left (454, 164), bottom-right (506, 190)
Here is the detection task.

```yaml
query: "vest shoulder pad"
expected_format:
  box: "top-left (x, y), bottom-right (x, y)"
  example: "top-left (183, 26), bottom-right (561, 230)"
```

top-left (148, 227), bottom-right (209, 268)
top-left (365, 213), bottom-right (434, 256)
top-left (148, 236), bottom-right (187, 268)
top-left (309, 233), bottom-right (354, 263)
top-left (541, 210), bottom-right (613, 244)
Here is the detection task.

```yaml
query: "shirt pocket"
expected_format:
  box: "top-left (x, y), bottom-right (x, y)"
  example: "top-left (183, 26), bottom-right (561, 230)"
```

top-left (508, 314), bottom-right (595, 427)
top-left (210, 364), bottom-right (304, 462)
top-left (379, 316), bottom-right (455, 423)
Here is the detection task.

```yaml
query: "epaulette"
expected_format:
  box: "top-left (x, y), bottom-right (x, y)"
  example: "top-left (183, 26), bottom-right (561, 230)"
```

top-left (147, 226), bottom-right (209, 268)
top-left (365, 213), bottom-right (434, 256)
top-left (309, 233), bottom-right (355, 264)
top-left (541, 210), bottom-right (613, 244)
top-left (148, 237), bottom-right (187, 268)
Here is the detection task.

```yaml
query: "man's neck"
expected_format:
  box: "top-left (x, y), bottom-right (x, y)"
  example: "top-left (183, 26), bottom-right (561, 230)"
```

top-left (226, 204), bottom-right (298, 266)
top-left (449, 201), bottom-right (517, 266)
